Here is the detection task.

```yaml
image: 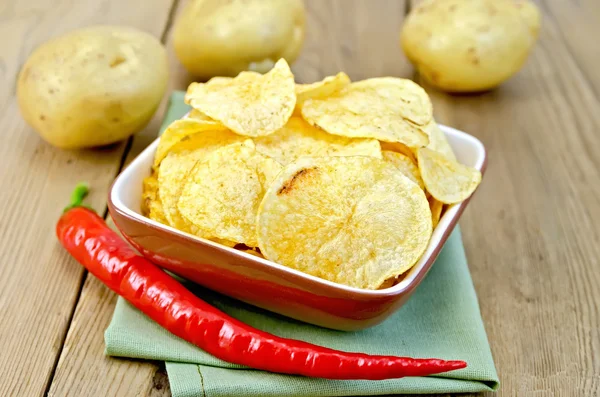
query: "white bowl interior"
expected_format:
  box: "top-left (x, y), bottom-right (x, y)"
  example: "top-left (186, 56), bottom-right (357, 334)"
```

top-left (111, 125), bottom-right (486, 295)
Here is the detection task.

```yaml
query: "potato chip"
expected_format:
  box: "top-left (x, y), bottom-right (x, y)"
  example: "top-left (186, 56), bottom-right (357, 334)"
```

top-left (301, 78), bottom-right (431, 147)
top-left (257, 156), bottom-right (432, 289)
top-left (422, 119), bottom-right (457, 161)
top-left (429, 196), bottom-right (444, 229)
top-left (382, 150), bottom-right (424, 189)
top-left (141, 173), bottom-right (169, 224)
top-left (378, 278), bottom-right (397, 289)
top-left (157, 131), bottom-right (243, 244)
top-left (141, 173), bottom-right (158, 216)
top-left (187, 109), bottom-right (215, 122)
top-left (380, 141), bottom-right (417, 163)
top-left (295, 72), bottom-right (351, 107)
top-left (153, 118), bottom-right (229, 168)
top-left (417, 147), bottom-right (481, 204)
top-left (254, 116), bottom-right (381, 165)
top-left (184, 59), bottom-right (295, 137)
top-left (178, 141), bottom-right (282, 247)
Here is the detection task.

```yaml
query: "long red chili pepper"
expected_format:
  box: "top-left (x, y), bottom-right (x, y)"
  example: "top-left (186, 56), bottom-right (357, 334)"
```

top-left (56, 184), bottom-right (466, 380)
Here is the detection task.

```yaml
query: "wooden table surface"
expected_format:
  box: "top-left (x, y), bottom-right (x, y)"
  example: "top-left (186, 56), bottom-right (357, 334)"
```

top-left (1, 0), bottom-right (599, 396)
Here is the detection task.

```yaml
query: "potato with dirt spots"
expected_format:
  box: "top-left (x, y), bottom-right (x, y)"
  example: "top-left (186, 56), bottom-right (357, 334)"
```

top-left (17, 26), bottom-right (168, 149)
top-left (173, 0), bottom-right (305, 79)
top-left (401, 0), bottom-right (540, 93)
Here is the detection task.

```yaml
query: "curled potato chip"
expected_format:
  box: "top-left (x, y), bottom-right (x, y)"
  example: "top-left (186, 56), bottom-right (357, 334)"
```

top-left (184, 59), bottom-right (295, 137)
top-left (154, 118), bottom-right (229, 167)
top-left (382, 150), bottom-right (424, 189)
top-left (254, 116), bottom-right (381, 165)
top-left (418, 147), bottom-right (481, 204)
top-left (301, 78), bottom-right (431, 147)
top-left (380, 141), bottom-right (417, 163)
top-left (295, 72), bottom-right (351, 107)
top-left (257, 156), bottom-right (432, 289)
top-left (422, 120), bottom-right (456, 161)
top-left (178, 140), bottom-right (282, 247)
top-left (429, 196), bottom-right (444, 229)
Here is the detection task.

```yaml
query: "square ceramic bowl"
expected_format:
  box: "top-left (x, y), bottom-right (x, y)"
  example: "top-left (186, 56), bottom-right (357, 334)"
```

top-left (109, 125), bottom-right (486, 331)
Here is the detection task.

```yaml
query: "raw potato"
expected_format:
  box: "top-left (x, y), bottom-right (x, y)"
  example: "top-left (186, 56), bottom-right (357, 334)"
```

top-left (401, 0), bottom-right (540, 92)
top-left (17, 26), bottom-right (168, 149)
top-left (257, 156), bottom-right (432, 289)
top-left (174, 0), bottom-right (305, 79)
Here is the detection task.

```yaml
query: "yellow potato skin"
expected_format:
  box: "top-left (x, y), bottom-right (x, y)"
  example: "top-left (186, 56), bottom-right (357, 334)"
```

top-left (17, 26), bottom-right (168, 149)
top-left (173, 0), bottom-right (305, 79)
top-left (401, 0), bottom-right (540, 93)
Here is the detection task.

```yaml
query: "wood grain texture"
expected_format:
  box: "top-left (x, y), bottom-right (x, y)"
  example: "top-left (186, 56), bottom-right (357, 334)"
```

top-left (0, 1), bottom-right (177, 396)
top-left (409, 0), bottom-right (600, 396)
top-left (5, 0), bottom-right (599, 396)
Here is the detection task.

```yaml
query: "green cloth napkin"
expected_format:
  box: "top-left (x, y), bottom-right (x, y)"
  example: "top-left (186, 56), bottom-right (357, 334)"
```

top-left (105, 92), bottom-right (499, 397)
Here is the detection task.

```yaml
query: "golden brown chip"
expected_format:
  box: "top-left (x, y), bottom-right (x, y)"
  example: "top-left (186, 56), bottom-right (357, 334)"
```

top-left (257, 156), bottom-right (432, 289)
top-left (253, 116), bottom-right (381, 165)
top-left (153, 118), bottom-right (229, 168)
top-left (184, 59), bottom-right (295, 137)
top-left (301, 78), bottom-right (431, 147)
top-left (382, 150), bottom-right (424, 189)
top-left (178, 140), bottom-right (282, 247)
top-left (422, 119), bottom-right (457, 161)
top-left (429, 196), bottom-right (444, 229)
top-left (295, 72), bottom-right (351, 107)
top-left (417, 147), bottom-right (481, 204)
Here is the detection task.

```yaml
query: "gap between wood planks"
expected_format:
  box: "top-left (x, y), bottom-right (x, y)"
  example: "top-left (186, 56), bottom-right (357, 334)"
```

top-left (42, 1), bottom-right (181, 395)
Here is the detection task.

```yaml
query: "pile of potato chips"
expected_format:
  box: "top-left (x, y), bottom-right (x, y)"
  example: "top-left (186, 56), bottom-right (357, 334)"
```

top-left (142, 59), bottom-right (482, 290)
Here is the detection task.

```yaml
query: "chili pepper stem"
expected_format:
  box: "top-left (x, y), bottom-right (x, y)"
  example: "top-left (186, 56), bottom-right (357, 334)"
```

top-left (63, 182), bottom-right (91, 213)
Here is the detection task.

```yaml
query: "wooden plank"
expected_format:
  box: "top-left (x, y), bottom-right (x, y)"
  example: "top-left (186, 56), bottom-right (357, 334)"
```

top-left (408, 1), bottom-right (600, 396)
top-left (0, 1), bottom-right (177, 396)
top-left (541, 0), bottom-right (600, 95)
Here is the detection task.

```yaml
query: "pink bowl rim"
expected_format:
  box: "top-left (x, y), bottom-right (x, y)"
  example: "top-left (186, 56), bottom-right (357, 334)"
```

top-left (109, 124), bottom-right (487, 298)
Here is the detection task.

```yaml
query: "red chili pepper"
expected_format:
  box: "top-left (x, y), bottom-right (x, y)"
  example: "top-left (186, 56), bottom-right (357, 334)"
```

top-left (56, 183), bottom-right (466, 380)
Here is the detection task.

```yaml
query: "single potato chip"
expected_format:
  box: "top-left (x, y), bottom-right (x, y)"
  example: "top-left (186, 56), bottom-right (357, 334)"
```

top-left (429, 196), bottom-right (444, 229)
top-left (141, 173), bottom-right (158, 216)
top-left (157, 131), bottom-right (243, 244)
top-left (187, 109), bottom-right (216, 122)
top-left (178, 140), bottom-right (282, 247)
top-left (380, 141), bottom-right (418, 163)
top-left (254, 116), bottom-right (381, 165)
top-left (295, 72), bottom-right (351, 107)
top-left (154, 118), bottom-right (228, 167)
top-left (418, 147), bottom-right (481, 204)
top-left (257, 156), bottom-right (432, 289)
top-left (301, 78), bottom-right (431, 147)
top-left (184, 59), bottom-right (295, 137)
top-left (382, 150), bottom-right (424, 189)
top-left (422, 120), bottom-right (457, 161)
top-left (142, 172), bottom-right (169, 224)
